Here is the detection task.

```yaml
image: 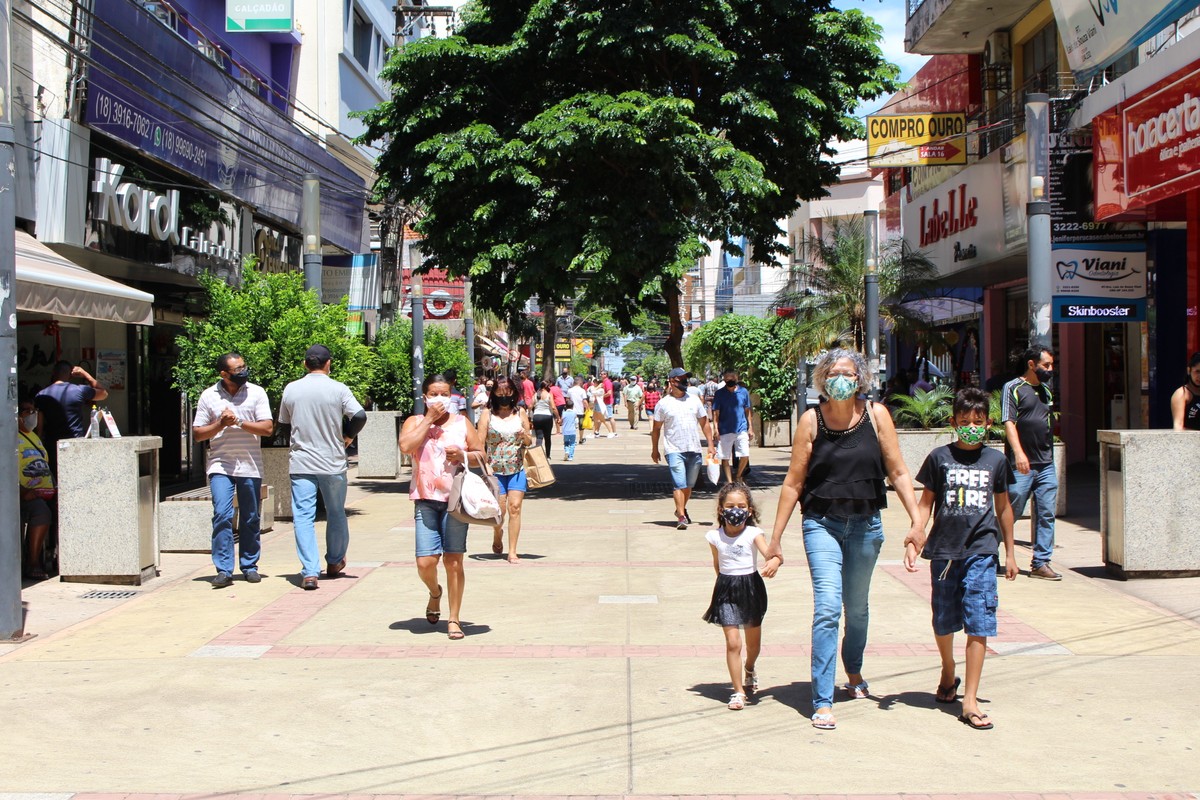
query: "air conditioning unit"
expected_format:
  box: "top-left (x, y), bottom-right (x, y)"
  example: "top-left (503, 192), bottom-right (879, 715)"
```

top-left (983, 31), bottom-right (1011, 66)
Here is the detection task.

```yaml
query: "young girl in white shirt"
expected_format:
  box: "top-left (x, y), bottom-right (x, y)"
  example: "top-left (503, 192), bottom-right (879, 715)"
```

top-left (703, 482), bottom-right (781, 709)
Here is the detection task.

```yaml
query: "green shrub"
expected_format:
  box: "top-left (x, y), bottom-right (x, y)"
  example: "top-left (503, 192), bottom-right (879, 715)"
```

top-left (889, 386), bottom-right (954, 429)
top-left (173, 263), bottom-right (376, 424)
top-left (369, 318), bottom-right (474, 414)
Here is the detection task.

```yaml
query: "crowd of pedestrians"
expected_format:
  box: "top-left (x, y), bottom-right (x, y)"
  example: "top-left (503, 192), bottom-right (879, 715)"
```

top-left (17, 346), bottom-right (1072, 735)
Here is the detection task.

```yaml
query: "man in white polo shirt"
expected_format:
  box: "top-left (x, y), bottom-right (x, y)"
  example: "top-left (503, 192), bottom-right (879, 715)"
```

top-left (192, 352), bottom-right (274, 588)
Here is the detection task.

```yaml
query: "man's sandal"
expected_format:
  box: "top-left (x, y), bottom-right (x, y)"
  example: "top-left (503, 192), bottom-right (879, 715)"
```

top-left (425, 586), bottom-right (443, 625)
top-left (728, 692), bottom-right (746, 710)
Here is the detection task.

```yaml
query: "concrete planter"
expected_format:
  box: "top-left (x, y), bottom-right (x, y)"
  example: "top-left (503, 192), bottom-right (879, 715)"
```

top-left (984, 441), bottom-right (1067, 516)
top-left (895, 429), bottom-right (954, 488)
top-left (757, 414), bottom-right (793, 447)
top-left (357, 410), bottom-right (401, 478)
top-left (261, 446), bottom-right (293, 520)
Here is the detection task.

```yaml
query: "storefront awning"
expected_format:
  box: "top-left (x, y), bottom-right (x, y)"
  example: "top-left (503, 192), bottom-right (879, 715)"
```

top-left (15, 232), bottom-right (154, 325)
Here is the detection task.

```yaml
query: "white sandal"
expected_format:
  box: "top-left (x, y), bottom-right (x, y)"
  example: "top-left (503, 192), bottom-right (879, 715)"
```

top-left (744, 668), bottom-right (759, 695)
top-left (728, 691), bottom-right (746, 710)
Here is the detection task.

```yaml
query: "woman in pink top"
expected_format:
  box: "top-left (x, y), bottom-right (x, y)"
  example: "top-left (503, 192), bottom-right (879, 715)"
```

top-left (399, 373), bottom-right (485, 640)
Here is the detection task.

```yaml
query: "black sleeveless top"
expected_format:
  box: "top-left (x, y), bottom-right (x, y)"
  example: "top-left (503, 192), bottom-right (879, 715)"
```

top-left (1184, 385), bottom-right (1200, 431)
top-left (800, 402), bottom-right (888, 517)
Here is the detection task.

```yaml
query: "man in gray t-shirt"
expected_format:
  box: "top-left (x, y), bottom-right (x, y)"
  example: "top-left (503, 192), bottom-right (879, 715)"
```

top-left (278, 344), bottom-right (367, 589)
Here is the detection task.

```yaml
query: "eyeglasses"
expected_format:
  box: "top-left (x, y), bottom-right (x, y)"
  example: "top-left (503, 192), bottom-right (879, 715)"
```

top-left (828, 371), bottom-right (858, 379)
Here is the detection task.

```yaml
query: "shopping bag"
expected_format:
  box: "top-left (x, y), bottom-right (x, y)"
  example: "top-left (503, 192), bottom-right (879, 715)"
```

top-left (448, 462), bottom-right (503, 525)
top-left (706, 453), bottom-right (722, 485)
top-left (582, 408), bottom-right (593, 430)
top-left (522, 445), bottom-right (557, 489)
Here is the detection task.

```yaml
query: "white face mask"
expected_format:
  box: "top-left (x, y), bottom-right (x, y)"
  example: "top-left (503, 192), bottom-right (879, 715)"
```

top-left (21, 413), bottom-right (37, 430)
top-left (426, 396), bottom-right (457, 416)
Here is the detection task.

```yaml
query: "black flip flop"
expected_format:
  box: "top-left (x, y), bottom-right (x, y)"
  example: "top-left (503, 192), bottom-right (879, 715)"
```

top-left (935, 677), bottom-right (961, 703)
top-left (959, 711), bottom-right (994, 730)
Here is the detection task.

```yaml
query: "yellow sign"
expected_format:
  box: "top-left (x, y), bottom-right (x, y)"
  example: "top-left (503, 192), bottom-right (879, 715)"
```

top-left (867, 113), bottom-right (968, 167)
top-left (556, 339), bottom-right (594, 358)
top-left (554, 341), bottom-right (571, 358)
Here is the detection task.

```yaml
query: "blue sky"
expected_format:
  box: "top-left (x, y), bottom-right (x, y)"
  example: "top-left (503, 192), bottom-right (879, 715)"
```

top-left (834, 0), bottom-right (930, 117)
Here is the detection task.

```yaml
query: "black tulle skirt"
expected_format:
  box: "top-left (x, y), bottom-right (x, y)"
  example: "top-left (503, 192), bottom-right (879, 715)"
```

top-left (703, 572), bottom-right (768, 627)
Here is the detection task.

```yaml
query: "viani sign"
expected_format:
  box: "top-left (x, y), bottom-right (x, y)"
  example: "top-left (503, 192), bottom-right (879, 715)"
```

top-left (226, 0), bottom-right (293, 32)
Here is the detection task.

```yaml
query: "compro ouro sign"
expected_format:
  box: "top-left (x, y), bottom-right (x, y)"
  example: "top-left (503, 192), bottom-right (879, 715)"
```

top-left (867, 113), bottom-right (967, 167)
top-left (226, 0), bottom-right (293, 32)
top-left (901, 160), bottom-right (1006, 277)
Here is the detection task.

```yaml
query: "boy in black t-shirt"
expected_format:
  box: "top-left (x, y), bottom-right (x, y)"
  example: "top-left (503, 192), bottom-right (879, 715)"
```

top-left (904, 388), bottom-right (1016, 731)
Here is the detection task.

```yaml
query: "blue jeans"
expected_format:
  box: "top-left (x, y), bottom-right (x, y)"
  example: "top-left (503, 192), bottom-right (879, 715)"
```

top-left (803, 512), bottom-right (884, 712)
top-left (563, 433), bottom-right (577, 458)
top-left (291, 472), bottom-right (349, 578)
top-left (664, 451), bottom-right (702, 490)
top-left (414, 499), bottom-right (469, 556)
top-left (209, 474), bottom-right (262, 575)
top-left (1007, 462), bottom-right (1057, 568)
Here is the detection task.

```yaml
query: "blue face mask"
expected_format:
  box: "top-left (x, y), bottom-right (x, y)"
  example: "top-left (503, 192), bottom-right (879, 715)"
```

top-left (826, 374), bottom-right (858, 401)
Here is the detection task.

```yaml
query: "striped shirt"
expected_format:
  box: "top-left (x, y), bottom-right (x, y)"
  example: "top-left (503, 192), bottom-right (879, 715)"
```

top-left (193, 381), bottom-right (272, 478)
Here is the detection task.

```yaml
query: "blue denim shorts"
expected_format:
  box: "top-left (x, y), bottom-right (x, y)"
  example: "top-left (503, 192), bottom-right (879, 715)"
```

top-left (664, 451), bottom-right (702, 490)
top-left (495, 470), bottom-right (527, 495)
top-left (930, 554), bottom-right (998, 637)
top-left (414, 499), bottom-right (469, 557)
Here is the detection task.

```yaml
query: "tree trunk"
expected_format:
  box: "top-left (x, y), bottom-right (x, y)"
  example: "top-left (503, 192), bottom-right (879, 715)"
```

top-left (663, 279), bottom-right (685, 367)
top-left (541, 302), bottom-right (557, 384)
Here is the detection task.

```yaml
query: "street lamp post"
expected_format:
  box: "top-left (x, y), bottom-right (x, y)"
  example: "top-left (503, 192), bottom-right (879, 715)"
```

top-left (1025, 93), bottom-right (1053, 350)
top-left (864, 209), bottom-right (881, 400)
top-left (412, 271), bottom-right (425, 416)
top-left (301, 173), bottom-right (322, 296)
top-left (463, 275), bottom-right (474, 422)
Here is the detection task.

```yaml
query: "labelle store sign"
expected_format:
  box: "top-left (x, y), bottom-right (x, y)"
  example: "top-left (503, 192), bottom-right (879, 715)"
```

top-left (901, 160), bottom-right (1006, 277)
top-left (1094, 61), bottom-right (1200, 218)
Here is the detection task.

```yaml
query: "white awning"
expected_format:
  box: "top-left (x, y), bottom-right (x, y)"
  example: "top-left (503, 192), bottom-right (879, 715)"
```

top-left (15, 232), bottom-right (154, 325)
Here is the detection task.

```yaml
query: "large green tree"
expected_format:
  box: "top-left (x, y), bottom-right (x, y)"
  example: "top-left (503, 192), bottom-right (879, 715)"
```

top-left (358, 0), bottom-right (899, 366)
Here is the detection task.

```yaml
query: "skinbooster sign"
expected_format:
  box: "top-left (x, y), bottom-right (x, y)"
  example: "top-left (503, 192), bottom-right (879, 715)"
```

top-left (1051, 0), bottom-right (1200, 79)
top-left (1049, 130), bottom-right (1146, 322)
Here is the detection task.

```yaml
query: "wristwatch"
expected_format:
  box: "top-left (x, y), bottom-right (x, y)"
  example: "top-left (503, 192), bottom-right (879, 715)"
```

top-left (234, 419), bottom-right (243, 428)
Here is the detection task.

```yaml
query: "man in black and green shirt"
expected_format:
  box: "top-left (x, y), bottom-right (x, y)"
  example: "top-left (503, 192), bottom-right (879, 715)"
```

top-left (1001, 347), bottom-right (1059, 580)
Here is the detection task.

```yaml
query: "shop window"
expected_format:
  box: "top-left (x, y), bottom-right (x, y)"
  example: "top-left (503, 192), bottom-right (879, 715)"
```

top-left (353, 9), bottom-right (373, 71)
top-left (1022, 23), bottom-right (1059, 91)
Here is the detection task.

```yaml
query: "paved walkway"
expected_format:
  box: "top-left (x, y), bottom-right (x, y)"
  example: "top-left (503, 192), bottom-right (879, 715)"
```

top-left (3, 428), bottom-right (1199, 798)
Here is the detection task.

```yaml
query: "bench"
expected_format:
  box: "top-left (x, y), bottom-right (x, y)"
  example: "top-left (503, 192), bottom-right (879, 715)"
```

top-left (159, 483), bottom-right (274, 553)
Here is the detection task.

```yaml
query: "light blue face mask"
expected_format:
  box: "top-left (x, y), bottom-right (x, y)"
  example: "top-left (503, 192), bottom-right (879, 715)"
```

top-left (826, 374), bottom-right (858, 401)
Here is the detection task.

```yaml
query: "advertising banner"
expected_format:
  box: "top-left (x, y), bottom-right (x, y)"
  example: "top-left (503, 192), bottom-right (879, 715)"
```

top-left (868, 113), bottom-right (967, 167)
top-left (1093, 60), bottom-right (1200, 219)
top-left (398, 268), bottom-right (465, 320)
top-left (1051, 0), bottom-right (1200, 79)
top-left (86, 0), bottom-right (364, 252)
top-left (900, 160), bottom-right (1007, 277)
top-left (1049, 130), bottom-right (1146, 322)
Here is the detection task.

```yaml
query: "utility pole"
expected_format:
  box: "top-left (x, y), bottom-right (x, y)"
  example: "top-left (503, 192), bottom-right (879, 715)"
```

top-left (301, 173), bottom-right (322, 296)
top-left (462, 275), bottom-right (474, 422)
top-left (1025, 93), bottom-right (1053, 349)
top-left (864, 209), bottom-right (881, 400)
top-left (412, 271), bottom-right (425, 415)
top-left (1, 0), bottom-right (30, 642)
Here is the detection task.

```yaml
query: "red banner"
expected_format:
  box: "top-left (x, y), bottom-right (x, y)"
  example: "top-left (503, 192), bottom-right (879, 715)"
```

top-left (400, 268), bottom-right (465, 320)
top-left (1094, 61), bottom-right (1200, 220)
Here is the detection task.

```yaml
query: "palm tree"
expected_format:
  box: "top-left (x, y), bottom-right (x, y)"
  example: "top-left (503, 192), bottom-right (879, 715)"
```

top-left (772, 216), bottom-right (942, 361)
